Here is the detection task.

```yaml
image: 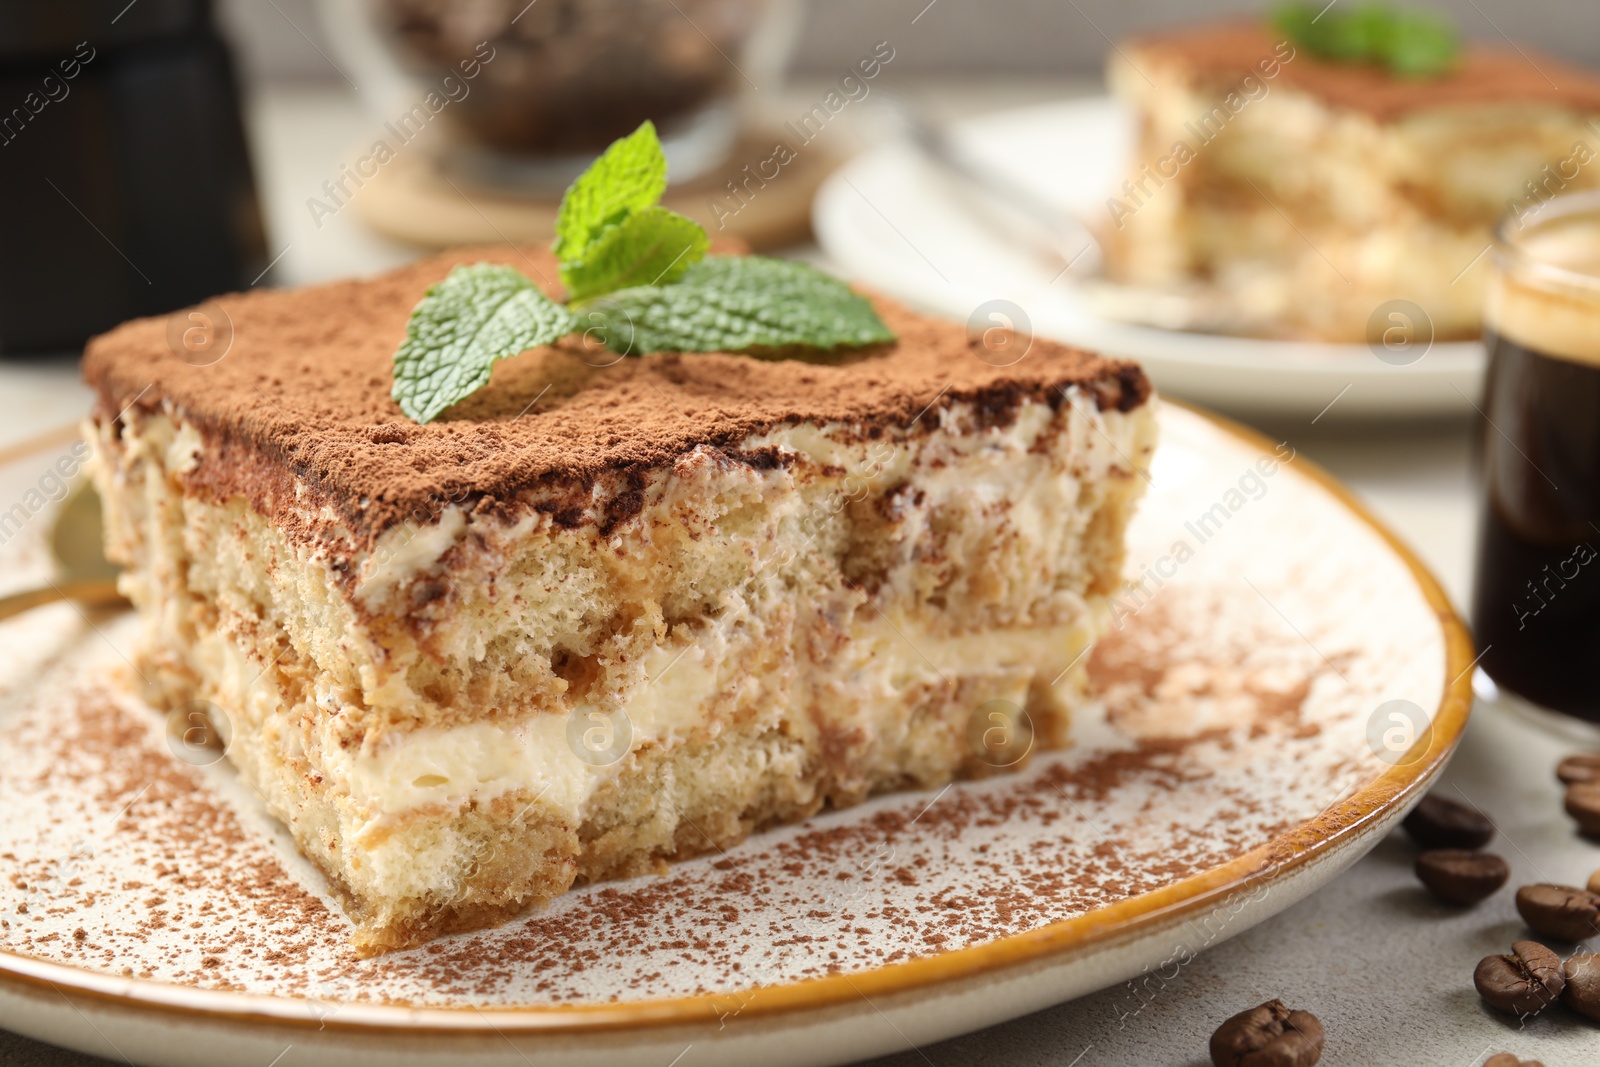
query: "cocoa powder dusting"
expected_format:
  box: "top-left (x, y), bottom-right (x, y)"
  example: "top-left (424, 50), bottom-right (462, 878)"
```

top-left (1130, 21), bottom-right (1600, 122)
top-left (80, 247), bottom-right (1149, 550)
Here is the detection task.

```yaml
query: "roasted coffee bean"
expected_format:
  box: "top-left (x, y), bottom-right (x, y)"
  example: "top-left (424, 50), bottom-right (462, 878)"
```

top-left (1484, 1055), bottom-right (1545, 1067)
top-left (1402, 794), bottom-right (1494, 850)
top-left (1414, 849), bottom-right (1509, 905)
top-left (1209, 999), bottom-right (1324, 1067)
top-left (1558, 752), bottom-right (1600, 785)
top-left (1563, 952), bottom-right (1600, 1021)
top-left (1474, 940), bottom-right (1565, 1016)
top-left (1564, 781), bottom-right (1600, 836)
top-left (1516, 883), bottom-right (1600, 941)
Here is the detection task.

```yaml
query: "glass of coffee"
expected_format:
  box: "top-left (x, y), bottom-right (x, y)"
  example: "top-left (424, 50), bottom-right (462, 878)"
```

top-left (1471, 189), bottom-right (1600, 724)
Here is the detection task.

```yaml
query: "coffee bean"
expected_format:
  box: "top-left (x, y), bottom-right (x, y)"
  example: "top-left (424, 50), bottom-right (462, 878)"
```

top-left (1414, 850), bottom-right (1509, 905)
top-left (1516, 883), bottom-right (1600, 941)
top-left (1564, 781), bottom-right (1600, 837)
top-left (1209, 999), bottom-right (1323, 1067)
top-left (1557, 752), bottom-right (1600, 785)
top-left (1484, 1056), bottom-right (1546, 1067)
top-left (1563, 952), bottom-right (1600, 1021)
top-left (1474, 940), bottom-right (1565, 1016)
top-left (1402, 794), bottom-right (1494, 850)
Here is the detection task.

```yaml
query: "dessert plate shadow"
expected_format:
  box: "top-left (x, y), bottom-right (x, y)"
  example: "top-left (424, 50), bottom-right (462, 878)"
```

top-left (0, 403), bottom-right (1472, 1067)
top-left (814, 96), bottom-right (1486, 420)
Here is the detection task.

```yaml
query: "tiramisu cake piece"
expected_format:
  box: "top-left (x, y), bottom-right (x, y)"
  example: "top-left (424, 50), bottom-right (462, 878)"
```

top-left (83, 249), bottom-right (1154, 954)
top-left (1103, 19), bottom-right (1600, 341)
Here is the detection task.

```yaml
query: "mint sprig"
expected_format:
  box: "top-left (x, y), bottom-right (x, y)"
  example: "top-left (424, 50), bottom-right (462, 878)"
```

top-left (1272, 2), bottom-right (1459, 77)
top-left (391, 122), bottom-right (894, 423)
top-left (584, 257), bottom-right (897, 356)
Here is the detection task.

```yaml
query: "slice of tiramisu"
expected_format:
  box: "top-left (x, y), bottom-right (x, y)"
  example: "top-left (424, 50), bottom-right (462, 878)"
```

top-left (1103, 13), bottom-right (1600, 341)
top-left (83, 131), bottom-right (1153, 955)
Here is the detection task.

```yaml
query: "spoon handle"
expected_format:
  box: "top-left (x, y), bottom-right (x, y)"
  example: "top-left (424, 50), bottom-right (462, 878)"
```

top-left (0, 580), bottom-right (126, 623)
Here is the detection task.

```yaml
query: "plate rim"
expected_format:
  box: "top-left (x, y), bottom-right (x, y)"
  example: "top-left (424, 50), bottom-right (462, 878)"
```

top-left (0, 404), bottom-right (1475, 1036)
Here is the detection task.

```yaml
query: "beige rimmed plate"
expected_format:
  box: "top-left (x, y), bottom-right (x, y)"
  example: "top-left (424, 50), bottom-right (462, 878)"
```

top-left (0, 402), bottom-right (1471, 1067)
top-left (813, 97), bottom-right (1487, 419)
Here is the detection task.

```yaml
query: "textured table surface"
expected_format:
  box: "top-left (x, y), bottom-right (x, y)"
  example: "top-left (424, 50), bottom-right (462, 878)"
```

top-left (4, 81), bottom-right (1598, 1066)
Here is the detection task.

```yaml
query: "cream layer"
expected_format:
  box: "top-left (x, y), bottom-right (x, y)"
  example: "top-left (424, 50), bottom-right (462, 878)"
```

top-left (199, 612), bottom-right (1095, 841)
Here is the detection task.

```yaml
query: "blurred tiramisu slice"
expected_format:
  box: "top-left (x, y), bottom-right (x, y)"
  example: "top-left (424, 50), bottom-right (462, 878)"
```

top-left (82, 249), bottom-right (1154, 954)
top-left (1103, 15), bottom-right (1600, 340)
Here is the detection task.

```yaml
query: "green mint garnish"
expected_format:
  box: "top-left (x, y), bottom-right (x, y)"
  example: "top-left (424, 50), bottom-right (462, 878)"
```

top-left (560, 205), bottom-right (709, 304)
top-left (391, 263), bottom-right (575, 424)
top-left (1272, 2), bottom-right (1459, 77)
top-left (583, 257), bottom-right (897, 356)
top-left (391, 121), bottom-right (894, 423)
top-left (551, 121), bottom-right (669, 262)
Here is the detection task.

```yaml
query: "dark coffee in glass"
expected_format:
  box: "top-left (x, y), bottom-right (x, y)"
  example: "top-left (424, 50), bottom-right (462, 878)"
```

top-left (1472, 192), bottom-right (1600, 722)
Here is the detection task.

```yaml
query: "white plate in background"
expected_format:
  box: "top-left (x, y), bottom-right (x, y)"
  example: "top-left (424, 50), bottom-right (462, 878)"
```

top-left (814, 97), bottom-right (1486, 420)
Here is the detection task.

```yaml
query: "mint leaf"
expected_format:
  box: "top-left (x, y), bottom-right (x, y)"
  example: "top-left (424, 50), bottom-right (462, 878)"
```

top-left (391, 263), bottom-right (574, 423)
top-left (1383, 9), bottom-right (1458, 76)
top-left (1271, 5), bottom-right (1319, 52)
top-left (1328, 5), bottom-right (1391, 62)
top-left (1271, 2), bottom-right (1458, 77)
top-left (580, 256), bottom-right (895, 356)
top-left (561, 206), bottom-right (709, 305)
top-left (552, 122), bottom-right (667, 263)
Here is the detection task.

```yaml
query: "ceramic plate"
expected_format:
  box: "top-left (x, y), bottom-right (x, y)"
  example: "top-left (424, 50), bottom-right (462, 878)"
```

top-left (813, 97), bottom-right (1486, 419)
top-left (0, 404), bottom-right (1471, 1066)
